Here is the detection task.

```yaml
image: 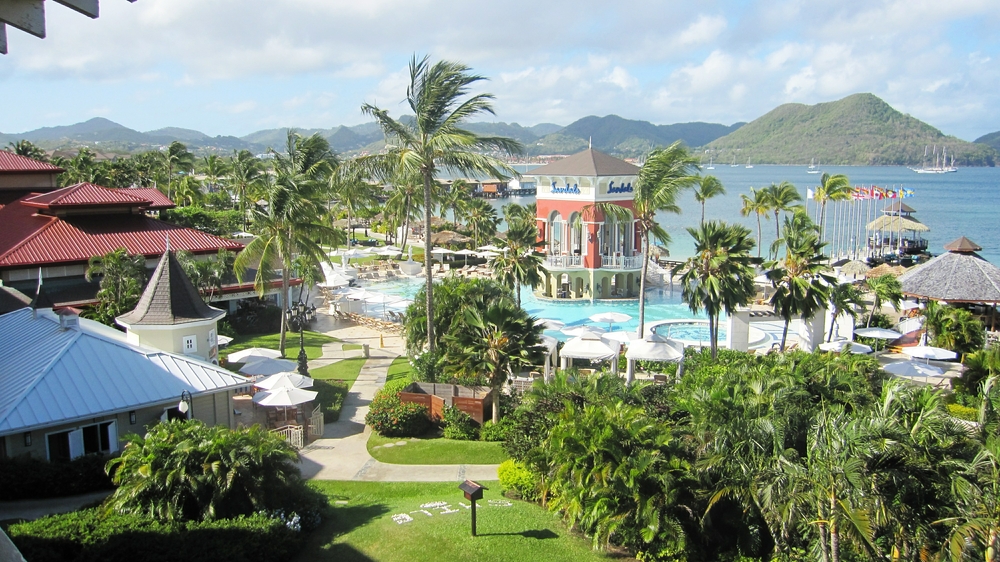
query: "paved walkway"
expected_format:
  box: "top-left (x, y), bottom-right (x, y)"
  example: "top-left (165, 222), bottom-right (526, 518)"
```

top-left (0, 490), bottom-right (111, 522)
top-left (297, 313), bottom-right (500, 482)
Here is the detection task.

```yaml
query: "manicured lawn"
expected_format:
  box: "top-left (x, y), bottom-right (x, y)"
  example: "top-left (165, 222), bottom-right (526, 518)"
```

top-left (223, 330), bottom-right (337, 361)
top-left (311, 358), bottom-right (367, 385)
top-left (298, 481), bottom-right (622, 562)
top-left (386, 356), bottom-right (414, 382)
top-left (368, 432), bottom-right (509, 465)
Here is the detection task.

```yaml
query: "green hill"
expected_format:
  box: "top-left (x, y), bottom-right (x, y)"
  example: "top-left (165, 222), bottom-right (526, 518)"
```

top-left (707, 93), bottom-right (997, 166)
top-left (975, 131), bottom-right (1000, 152)
top-left (546, 115), bottom-right (742, 157)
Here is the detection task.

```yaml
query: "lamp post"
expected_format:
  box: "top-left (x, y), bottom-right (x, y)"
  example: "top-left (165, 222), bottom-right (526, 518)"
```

top-left (178, 390), bottom-right (193, 420)
top-left (286, 303), bottom-right (314, 377)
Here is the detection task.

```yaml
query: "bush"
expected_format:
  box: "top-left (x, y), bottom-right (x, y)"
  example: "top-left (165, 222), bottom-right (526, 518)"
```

top-left (0, 454), bottom-right (113, 501)
top-left (947, 403), bottom-right (979, 422)
top-left (411, 349), bottom-right (443, 383)
top-left (480, 417), bottom-right (514, 442)
top-left (497, 459), bottom-right (538, 501)
top-left (313, 379), bottom-right (348, 423)
top-left (162, 206), bottom-right (242, 237)
top-left (442, 407), bottom-right (479, 440)
top-left (8, 509), bottom-right (303, 562)
top-left (365, 389), bottom-right (431, 437)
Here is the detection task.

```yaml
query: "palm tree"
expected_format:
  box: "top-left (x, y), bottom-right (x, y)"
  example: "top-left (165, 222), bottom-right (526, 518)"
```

top-left (677, 221), bottom-right (760, 359)
top-left (766, 212), bottom-right (834, 350)
top-left (588, 142), bottom-right (699, 337)
top-left (164, 141), bottom-right (195, 201)
top-left (813, 173), bottom-right (852, 242)
top-left (693, 175), bottom-right (726, 225)
top-left (228, 149), bottom-right (264, 231)
top-left (330, 172), bottom-right (376, 243)
top-left (826, 282), bottom-right (866, 342)
top-left (173, 175), bottom-right (203, 207)
top-left (444, 299), bottom-right (544, 422)
top-left (465, 198), bottom-right (499, 247)
top-left (200, 154), bottom-right (229, 193)
top-left (85, 248), bottom-right (148, 325)
top-left (234, 136), bottom-right (345, 356)
top-left (763, 181), bottom-right (802, 246)
top-left (740, 187), bottom-right (771, 258)
top-left (443, 179), bottom-right (471, 223)
top-left (357, 55), bottom-right (522, 353)
top-left (7, 140), bottom-right (47, 161)
top-left (490, 222), bottom-right (547, 308)
top-left (384, 173), bottom-right (423, 251)
top-left (864, 274), bottom-right (902, 328)
top-left (177, 249), bottom-right (235, 303)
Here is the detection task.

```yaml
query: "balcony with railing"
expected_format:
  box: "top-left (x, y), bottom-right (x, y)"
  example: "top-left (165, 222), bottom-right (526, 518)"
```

top-left (545, 255), bottom-right (582, 269)
top-left (600, 254), bottom-right (643, 269)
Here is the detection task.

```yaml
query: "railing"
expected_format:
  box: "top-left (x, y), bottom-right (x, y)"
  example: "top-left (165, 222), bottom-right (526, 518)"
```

top-left (545, 255), bottom-right (582, 269)
top-left (308, 405), bottom-right (324, 439)
top-left (272, 424), bottom-right (304, 449)
top-left (600, 254), bottom-right (643, 269)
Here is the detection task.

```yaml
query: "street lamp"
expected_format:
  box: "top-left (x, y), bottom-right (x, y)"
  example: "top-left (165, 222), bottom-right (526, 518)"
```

top-left (178, 390), bottom-right (193, 420)
top-left (286, 303), bottom-right (312, 377)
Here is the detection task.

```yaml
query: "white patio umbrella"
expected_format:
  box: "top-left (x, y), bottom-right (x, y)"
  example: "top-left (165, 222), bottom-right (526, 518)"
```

top-left (383, 245), bottom-right (402, 252)
top-left (561, 332), bottom-right (617, 361)
top-left (602, 331), bottom-right (638, 345)
top-left (217, 335), bottom-right (233, 347)
top-left (883, 360), bottom-right (944, 381)
top-left (228, 347), bottom-right (281, 363)
top-left (477, 251), bottom-right (500, 259)
top-left (589, 312), bottom-right (633, 331)
top-left (376, 247), bottom-right (402, 257)
top-left (902, 346), bottom-right (957, 362)
top-left (253, 383), bottom-right (318, 425)
top-left (854, 327), bottom-right (903, 339)
top-left (431, 247), bottom-right (455, 254)
top-left (535, 318), bottom-right (565, 331)
top-left (818, 340), bottom-right (873, 354)
top-left (478, 244), bottom-right (502, 251)
top-left (254, 372), bottom-right (314, 390)
top-left (319, 272), bottom-right (351, 288)
top-left (561, 325), bottom-right (606, 337)
top-left (364, 291), bottom-right (404, 319)
top-left (340, 248), bottom-right (370, 267)
top-left (239, 357), bottom-right (297, 376)
top-left (453, 248), bottom-right (479, 265)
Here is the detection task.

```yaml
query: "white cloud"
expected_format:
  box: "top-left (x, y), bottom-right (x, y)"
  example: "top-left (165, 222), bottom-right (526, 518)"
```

top-left (673, 15), bottom-right (727, 49)
top-left (601, 67), bottom-right (638, 90)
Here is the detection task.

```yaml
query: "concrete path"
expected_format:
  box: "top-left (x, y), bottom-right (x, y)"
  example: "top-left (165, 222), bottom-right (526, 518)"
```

top-left (0, 490), bottom-right (111, 522)
top-left (298, 314), bottom-right (501, 482)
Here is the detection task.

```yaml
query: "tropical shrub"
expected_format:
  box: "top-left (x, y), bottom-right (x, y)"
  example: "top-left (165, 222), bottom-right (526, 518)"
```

top-left (162, 206), bottom-right (242, 237)
top-left (8, 509), bottom-right (301, 562)
top-left (410, 349), bottom-right (443, 383)
top-left (105, 420), bottom-right (317, 523)
top-left (480, 417), bottom-right (514, 442)
top-left (497, 459), bottom-right (538, 501)
top-left (947, 402), bottom-right (979, 421)
top-left (313, 379), bottom-right (348, 423)
top-left (0, 454), bottom-right (113, 501)
top-left (364, 390), bottom-right (431, 437)
top-left (442, 407), bottom-right (479, 440)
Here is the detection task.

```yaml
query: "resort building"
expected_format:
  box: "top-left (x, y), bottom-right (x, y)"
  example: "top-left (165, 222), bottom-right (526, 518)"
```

top-left (866, 202), bottom-right (929, 261)
top-left (0, 150), bottom-right (63, 205)
top-left (0, 261), bottom-right (250, 461)
top-left (529, 148), bottom-right (642, 300)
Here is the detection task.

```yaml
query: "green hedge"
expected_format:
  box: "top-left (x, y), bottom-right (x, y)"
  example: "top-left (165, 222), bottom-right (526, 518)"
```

top-left (947, 403), bottom-right (979, 422)
top-left (480, 418), bottom-right (514, 442)
top-left (0, 454), bottom-right (113, 501)
top-left (497, 459), bottom-right (538, 501)
top-left (365, 380), bottom-right (430, 437)
top-left (313, 379), bottom-right (348, 423)
top-left (442, 407), bottom-right (479, 440)
top-left (8, 509), bottom-right (301, 562)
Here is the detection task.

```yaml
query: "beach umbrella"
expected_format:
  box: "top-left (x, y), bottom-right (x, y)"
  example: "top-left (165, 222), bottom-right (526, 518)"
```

top-left (589, 312), bottom-right (633, 331)
top-left (626, 334), bottom-right (685, 362)
top-left (866, 263), bottom-right (897, 278)
top-left (818, 340), bottom-right (873, 354)
top-left (602, 331), bottom-right (638, 345)
top-left (561, 325), bottom-right (606, 337)
top-left (478, 244), bottom-right (502, 251)
top-left (883, 360), bottom-right (944, 380)
top-left (376, 247), bottom-right (402, 257)
top-left (453, 248), bottom-right (479, 265)
top-left (902, 345), bottom-right (957, 361)
top-left (431, 247), bottom-right (455, 254)
top-left (477, 251), bottom-right (500, 259)
top-left (217, 335), bottom-right (233, 348)
top-left (535, 318), bottom-right (565, 331)
top-left (319, 271), bottom-right (351, 288)
top-left (364, 291), bottom-right (404, 319)
top-left (561, 331), bottom-right (617, 361)
top-left (340, 248), bottom-right (370, 267)
top-left (854, 327), bottom-right (903, 339)
top-left (239, 357), bottom-right (297, 376)
top-left (227, 347), bottom-right (281, 363)
top-left (841, 260), bottom-right (871, 277)
top-left (254, 372), bottom-right (314, 390)
top-left (383, 245), bottom-right (402, 252)
top-left (431, 230), bottom-right (473, 246)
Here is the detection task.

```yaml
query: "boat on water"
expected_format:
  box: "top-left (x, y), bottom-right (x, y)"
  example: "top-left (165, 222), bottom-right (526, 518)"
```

top-left (706, 156), bottom-right (714, 170)
top-left (912, 145), bottom-right (957, 173)
top-left (745, 157), bottom-right (753, 169)
top-left (730, 155), bottom-right (739, 167)
top-left (807, 158), bottom-right (820, 174)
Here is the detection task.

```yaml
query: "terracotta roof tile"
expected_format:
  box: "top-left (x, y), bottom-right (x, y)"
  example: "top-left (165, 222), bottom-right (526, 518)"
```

top-left (0, 151), bottom-right (64, 173)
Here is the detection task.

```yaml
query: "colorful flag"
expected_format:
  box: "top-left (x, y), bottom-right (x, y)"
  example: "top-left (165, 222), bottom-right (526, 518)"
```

top-left (903, 189), bottom-right (915, 198)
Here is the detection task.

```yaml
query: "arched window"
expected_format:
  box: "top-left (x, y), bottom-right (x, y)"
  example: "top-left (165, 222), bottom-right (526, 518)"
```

top-left (550, 211), bottom-right (564, 254)
top-left (568, 212), bottom-right (582, 256)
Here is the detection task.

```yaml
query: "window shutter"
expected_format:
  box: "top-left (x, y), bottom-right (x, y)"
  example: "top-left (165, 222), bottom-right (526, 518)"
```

top-left (106, 421), bottom-right (118, 453)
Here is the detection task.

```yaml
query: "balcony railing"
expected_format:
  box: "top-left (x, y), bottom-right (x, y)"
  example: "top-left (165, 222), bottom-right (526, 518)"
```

top-left (545, 255), bottom-right (582, 269)
top-left (600, 255), bottom-right (643, 269)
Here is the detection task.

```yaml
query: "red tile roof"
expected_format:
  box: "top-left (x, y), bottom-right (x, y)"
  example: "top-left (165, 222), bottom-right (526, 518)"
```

top-left (0, 151), bottom-right (64, 174)
top-left (112, 188), bottom-right (175, 210)
top-left (22, 183), bottom-right (152, 209)
top-left (0, 197), bottom-right (243, 268)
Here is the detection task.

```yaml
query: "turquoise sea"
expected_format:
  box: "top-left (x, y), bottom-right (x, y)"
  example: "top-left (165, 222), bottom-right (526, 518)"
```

top-left (499, 164), bottom-right (1000, 265)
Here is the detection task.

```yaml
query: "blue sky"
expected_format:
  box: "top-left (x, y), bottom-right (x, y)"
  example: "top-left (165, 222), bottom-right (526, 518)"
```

top-left (1, 0), bottom-right (998, 140)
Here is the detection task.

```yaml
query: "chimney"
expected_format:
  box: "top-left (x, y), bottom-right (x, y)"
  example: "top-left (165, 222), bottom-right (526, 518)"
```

top-left (55, 307), bottom-right (81, 331)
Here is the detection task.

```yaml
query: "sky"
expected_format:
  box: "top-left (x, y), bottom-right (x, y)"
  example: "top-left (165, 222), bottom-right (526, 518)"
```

top-left (1, 0), bottom-right (999, 140)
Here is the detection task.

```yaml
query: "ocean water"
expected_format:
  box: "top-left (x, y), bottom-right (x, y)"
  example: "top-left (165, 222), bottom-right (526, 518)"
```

top-left (495, 165), bottom-right (1000, 265)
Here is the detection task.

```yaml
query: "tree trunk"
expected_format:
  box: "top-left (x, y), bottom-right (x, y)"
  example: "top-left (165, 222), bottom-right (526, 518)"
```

top-left (280, 261), bottom-right (290, 357)
top-left (867, 297), bottom-right (879, 328)
top-left (829, 495), bottom-right (840, 562)
top-left (818, 502), bottom-right (830, 562)
top-left (756, 216), bottom-right (762, 258)
top-left (710, 313), bottom-right (718, 359)
top-left (780, 318), bottom-right (790, 351)
top-left (423, 172), bottom-right (435, 353)
top-left (637, 231), bottom-right (649, 337)
top-left (700, 203), bottom-right (705, 225)
top-left (492, 384), bottom-right (500, 424)
top-left (774, 213), bottom-right (781, 257)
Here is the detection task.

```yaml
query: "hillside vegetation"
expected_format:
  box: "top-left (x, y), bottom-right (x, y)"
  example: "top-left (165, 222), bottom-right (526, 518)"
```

top-left (707, 93), bottom-right (997, 166)
top-left (975, 130), bottom-right (1000, 152)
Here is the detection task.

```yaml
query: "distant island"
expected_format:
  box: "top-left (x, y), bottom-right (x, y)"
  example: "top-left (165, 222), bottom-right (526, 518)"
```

top-left (2, 93), bottom-right (997, 165)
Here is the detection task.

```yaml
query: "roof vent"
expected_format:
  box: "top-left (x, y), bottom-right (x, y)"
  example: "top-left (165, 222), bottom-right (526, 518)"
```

top-left (56, 307), bottom-right (81, 331)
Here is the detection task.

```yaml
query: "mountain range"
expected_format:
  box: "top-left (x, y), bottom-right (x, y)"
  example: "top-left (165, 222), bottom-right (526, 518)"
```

top-left (2, 93), bottom-right (997, 165)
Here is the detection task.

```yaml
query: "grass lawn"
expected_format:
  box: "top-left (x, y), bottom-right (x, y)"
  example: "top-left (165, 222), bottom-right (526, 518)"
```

top-left (386, 357), bottom-right (414, 382)
top-left (311, 358), bottom-right (367, 386)
top-left (223, 330), bottom-right (336, 361)
top-left (368, 432), bottom-right (509, 465)
top-left (298, 481), bottom-right (623, 562)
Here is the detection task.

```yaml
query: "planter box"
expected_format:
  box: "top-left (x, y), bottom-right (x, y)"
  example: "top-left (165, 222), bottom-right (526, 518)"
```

top-left (399, 382), bottom-right (493, 425)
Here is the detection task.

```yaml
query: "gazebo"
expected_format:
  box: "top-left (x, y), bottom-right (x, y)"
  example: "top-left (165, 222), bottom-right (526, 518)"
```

top-left (897, 237), bottom-right (1000, 329)
top-left (866, 202), bottom-right (929, 259)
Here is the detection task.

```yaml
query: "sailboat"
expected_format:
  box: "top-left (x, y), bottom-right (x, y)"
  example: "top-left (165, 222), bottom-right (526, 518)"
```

top-left (807, 158), bottom-right (820, 174)
top-left (705, 156), bottom-right (714, 170)
top-left (730, 155), bottom-right (739, 167)
top-left (745, 157), bottom-right (753, 169)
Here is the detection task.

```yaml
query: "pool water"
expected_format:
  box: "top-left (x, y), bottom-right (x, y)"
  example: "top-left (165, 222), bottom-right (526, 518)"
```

top-left (651, 321), bottom-right (725, 343)
top-left (368, 277), bottom-right (714, 340)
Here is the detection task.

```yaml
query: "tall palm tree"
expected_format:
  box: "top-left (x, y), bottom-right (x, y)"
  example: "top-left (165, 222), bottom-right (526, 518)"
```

top-left (164, 141), bottom-right (195, 201)
top-left (443, 179), bottom-right (471, 223)
top-left (357, 55), bottom-right (522, 353)
top-left (677, 221), bottom-right (761, 359)
top-left (84, 248), bottom-right (148, 326)
top-left (444, 298), bottom-right (544, 422)
top-left (490, 222), bottom-right (547, 308)
top-left (200, 154), bottom-right (229, 193)
top-left (234, 141), bottom-right (345, 356)
top-left (588, 142), bottom-right (699, 337)
top-left (766, 212), bottom-right (834, 350)
top-left (814, 173), bottom-right (852, 242)
top-left (864, 274), bottom-right (902, 328)
top-left (7, 140), bottom-right (47, 161)
top-left (464, 198), bottom-right (499, 248)
top-left (827, 282), bottom-right (866, 342)
top-left (384, 173), bottom-right (423, 250)
top-left (740, 187), bottom-right (771, 258)
top-left (693, 175), bottom-right (726, 225)
top-left (173, 175), bottom-right (203, 207)
top-left (763, 181), bottom-right (803, 246)
top-left (228, 149), bottom-right (263, 231)
top-left (329, 172), bottom-right (377, 243)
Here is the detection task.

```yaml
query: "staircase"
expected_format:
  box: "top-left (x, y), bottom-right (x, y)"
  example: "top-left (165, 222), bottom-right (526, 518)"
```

top-left (644, 259), bottom-right (673, 287)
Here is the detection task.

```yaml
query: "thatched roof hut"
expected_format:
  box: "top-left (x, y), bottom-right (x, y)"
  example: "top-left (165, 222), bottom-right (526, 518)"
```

top-left (897, 237), bottom-right (1000, 303)
top-left (866, 263), bottom-right (897, 278)
top-left (841, 260), bottom-right (871, 276)
top-left (430, 230), bottom-right (473, 246)
top-left (866, 215), bottom-right (929, 233)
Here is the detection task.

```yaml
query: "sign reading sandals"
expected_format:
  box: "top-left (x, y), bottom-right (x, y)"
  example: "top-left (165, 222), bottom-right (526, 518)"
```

top-left (608, 181), bottom-right (633, 194)
top-left (391, 499), bottom-right (513, 525)
top-left (550, 181), bottom-right (580, 194)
